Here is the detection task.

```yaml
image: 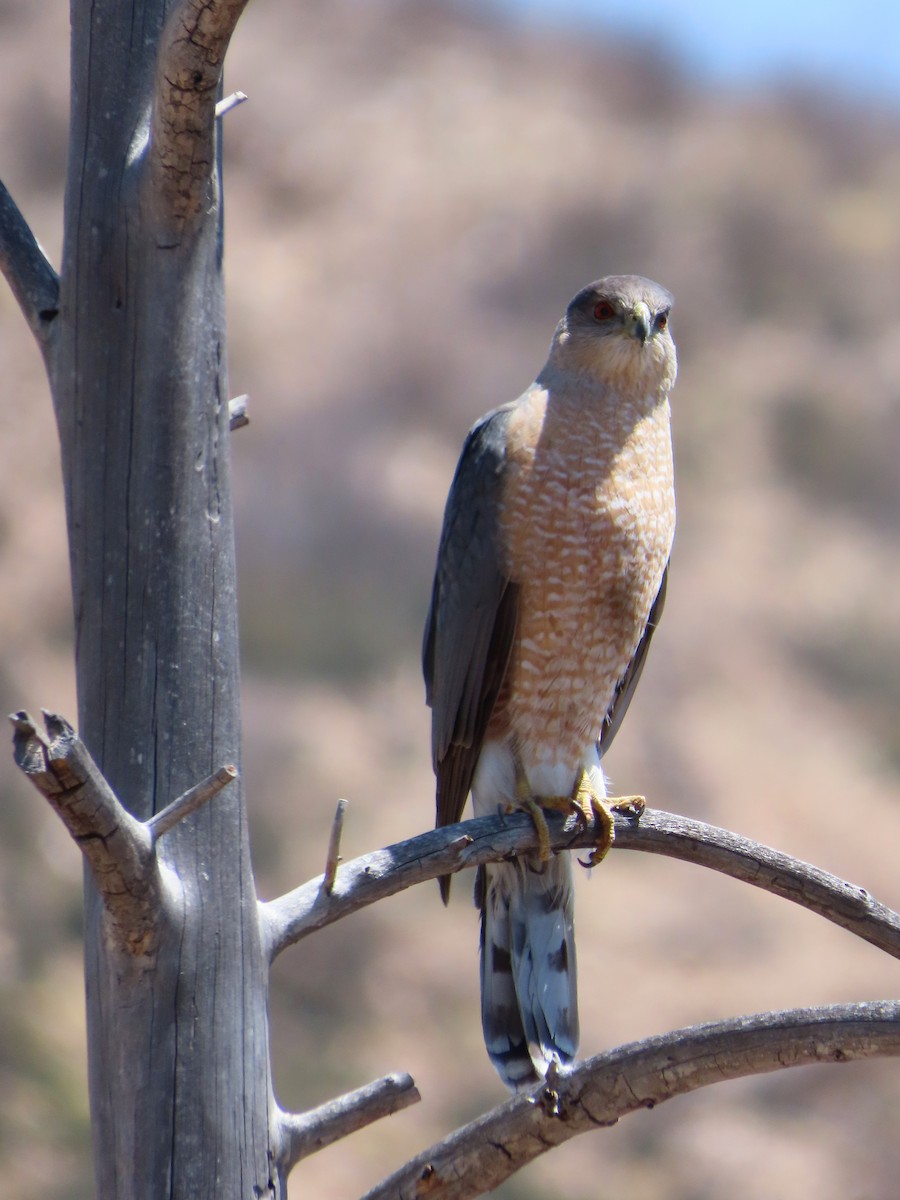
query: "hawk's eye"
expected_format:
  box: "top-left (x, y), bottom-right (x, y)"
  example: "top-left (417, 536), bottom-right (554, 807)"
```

top-left (656, 311), bottom-right (669, 330)
top-left (593, 300), bottom-right (616, 322)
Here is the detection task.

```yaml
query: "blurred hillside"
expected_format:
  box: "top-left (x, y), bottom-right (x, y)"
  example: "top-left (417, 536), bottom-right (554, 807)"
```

top-left (1, 1), bottom-right (900, 1197)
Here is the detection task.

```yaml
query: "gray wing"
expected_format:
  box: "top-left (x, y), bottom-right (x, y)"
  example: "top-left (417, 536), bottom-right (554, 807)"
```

top-left (599, 563), bottom-right (668, 755)
top-left (423, 405), bottom-right (519, 844)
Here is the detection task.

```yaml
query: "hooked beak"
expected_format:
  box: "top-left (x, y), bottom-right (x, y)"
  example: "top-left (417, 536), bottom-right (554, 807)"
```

top-left (625, 301), bottom-right (652, 347)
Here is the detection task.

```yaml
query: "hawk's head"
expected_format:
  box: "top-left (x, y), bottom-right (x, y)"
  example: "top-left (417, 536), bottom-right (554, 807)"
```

top-left (549, 274), bottom-right (677, 398)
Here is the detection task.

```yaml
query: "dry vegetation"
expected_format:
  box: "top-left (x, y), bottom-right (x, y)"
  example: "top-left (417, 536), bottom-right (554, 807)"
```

top-left (1, 1), bottom-right (900, 1196)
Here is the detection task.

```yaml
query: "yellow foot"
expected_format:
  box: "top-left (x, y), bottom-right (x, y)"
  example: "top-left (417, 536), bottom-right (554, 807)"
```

top-left (570, 770), bottom-right (614, 868)
top-left (520, 796), bottom-right (553, 861)
top-left (573, 774), bottom-right (647, 869)
top-left (610, 794), bottom-right (646, 821)
top-left (511, 760), bottom-right (646, 866)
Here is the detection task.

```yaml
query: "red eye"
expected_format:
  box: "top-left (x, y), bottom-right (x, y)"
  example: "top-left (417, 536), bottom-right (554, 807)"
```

top-left (657, 312), bottom-right (668, 329)
top-left (593, 300), bottom-right (615, 321)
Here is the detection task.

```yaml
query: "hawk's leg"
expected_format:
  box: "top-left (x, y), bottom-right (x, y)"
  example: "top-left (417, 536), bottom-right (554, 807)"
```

top-left (513, 759), bottom-right (553, 862)
top-left (511, 761), bottom-right (646, 865)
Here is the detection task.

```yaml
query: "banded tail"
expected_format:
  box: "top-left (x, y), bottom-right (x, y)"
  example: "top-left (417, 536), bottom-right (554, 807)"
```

top-left (477, 849), bottom-right (579, 1090)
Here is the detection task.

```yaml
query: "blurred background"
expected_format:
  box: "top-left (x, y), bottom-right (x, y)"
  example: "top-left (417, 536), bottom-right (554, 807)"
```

top-left (1, 0), bottom-right (900, 1196)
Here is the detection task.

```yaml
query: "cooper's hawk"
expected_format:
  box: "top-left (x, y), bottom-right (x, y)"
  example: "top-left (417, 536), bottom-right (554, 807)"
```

top-left (423, 275), bottom-right (676, 1089)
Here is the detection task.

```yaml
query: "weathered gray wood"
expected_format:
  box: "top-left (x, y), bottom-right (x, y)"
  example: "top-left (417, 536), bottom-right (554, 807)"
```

top-left (48, 2), bottom-right (275, 1196)
top-left (279, 1074), bottom-right (421, 1170)
top-left (11, 711), bottom-right (239, 958)
top-left (0, 180), bottom-right (59, 358)
top-left (261, 805), bottom-right (900, 963)
top-left (11, 710), bottom-right (159, 955)
top-left (362, 1002), bottom-right (900, 1200)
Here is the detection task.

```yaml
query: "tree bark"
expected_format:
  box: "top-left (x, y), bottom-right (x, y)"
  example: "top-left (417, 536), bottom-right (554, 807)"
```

top-left (50, 2), bottom-right (274, 1196)
top-left (362, 1002), bottom-right (900, 1200)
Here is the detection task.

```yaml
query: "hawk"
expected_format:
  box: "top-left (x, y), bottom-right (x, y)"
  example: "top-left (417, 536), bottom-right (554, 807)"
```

top-left (423, 275), bottom-right (676, 1089)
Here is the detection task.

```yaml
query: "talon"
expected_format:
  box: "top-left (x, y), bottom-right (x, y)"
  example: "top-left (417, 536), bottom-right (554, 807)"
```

top-left (577, 794), bottom-right (645, 867)
top-left (513, 763), bottom-right (639, 866)
top-left (567, 769), bottom-right (614, 868)
top-left (577, 829), bottom-right (613, 870)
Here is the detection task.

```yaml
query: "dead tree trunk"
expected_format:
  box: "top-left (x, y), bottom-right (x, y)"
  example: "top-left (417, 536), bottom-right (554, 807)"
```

top-left (8, 1), bottom-right (277, 1195)
top-left (3, 3), bottom-right (420, 1193)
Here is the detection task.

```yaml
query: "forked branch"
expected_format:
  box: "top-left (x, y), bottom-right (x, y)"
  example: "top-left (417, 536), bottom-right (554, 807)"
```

top-left (11, 710), bottom-right (236, 956)
top-left (362, 1002), bottom-right (900, 1200)
top-left (261, 806), bottom-right (900, 962)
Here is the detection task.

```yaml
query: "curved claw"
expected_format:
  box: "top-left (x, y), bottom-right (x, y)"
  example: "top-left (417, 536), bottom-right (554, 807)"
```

top-left (577, 794), bottom-right (646, 867)
top-left (513, 759), bottom-right (645, 866)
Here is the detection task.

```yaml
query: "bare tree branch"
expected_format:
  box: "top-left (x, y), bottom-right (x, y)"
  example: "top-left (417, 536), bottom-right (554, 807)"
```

top-left (10, 711), bottom-right (236, 957)
top-left (361, 1002), bottom-right (900, 1200)
top-left (149, 0), bottom-right (252, 237)
top-left (146, 764), bottom-right (237, 843)
top-left (10, 710), bottom-right (157, 956)
top-left (0, 180), bottom-right (59, 357)
top-left (613, 806), bottom-right (899, 951)
top-left (260, 806), bottom-right (900, 962)
top-left (279, 1073), bottom-right (420, 1172)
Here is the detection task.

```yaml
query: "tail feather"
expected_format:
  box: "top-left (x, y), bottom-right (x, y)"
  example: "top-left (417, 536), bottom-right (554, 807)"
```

top-left (478, 852), bottom-right (578, 1090)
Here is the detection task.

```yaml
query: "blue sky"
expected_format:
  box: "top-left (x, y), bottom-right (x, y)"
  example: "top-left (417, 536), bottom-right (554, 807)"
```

top-left (491, 0), bottom-right (900, 109)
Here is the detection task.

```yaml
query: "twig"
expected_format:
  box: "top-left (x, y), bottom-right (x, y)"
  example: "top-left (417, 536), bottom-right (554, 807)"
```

top-left (228, 393), bottom-right (250, 430)
top-left (360, 1001), bottom-right (900, 1200)
top-left (215, 90), bottom-right (248, 118)
top-left (0, 180), bottom-right (60, 357)
top-left (147, 764), bottom-right (238, 843)
top-left (260, 807), bottom-right (900, 962)
top-left (321, 798), bottom-right (348, 895)
top-left (149, 0), bottom-right (252, 238)
top-left (279, 1073), bottom-right (420, 1172)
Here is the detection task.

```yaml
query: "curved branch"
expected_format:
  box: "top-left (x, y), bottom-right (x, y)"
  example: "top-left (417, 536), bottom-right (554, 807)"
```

top-left (0, 180), bottom-right (59, 358)
top-left (149, 0), bottom-right (251, 238)
top-left (614, 806), bottom-right (899, 951)
top-left (361, 1002), bottom-right (900, 1200)
top-left (260, 806), bottom-right (900, 963)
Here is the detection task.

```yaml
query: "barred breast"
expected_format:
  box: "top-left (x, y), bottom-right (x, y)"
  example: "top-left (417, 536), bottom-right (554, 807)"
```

top-left (492, 383), bottom-right (674, 775)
